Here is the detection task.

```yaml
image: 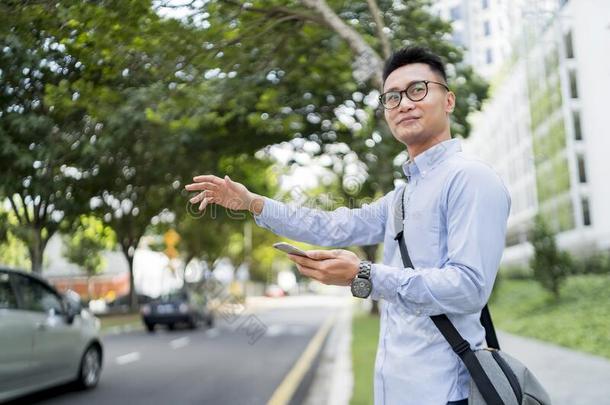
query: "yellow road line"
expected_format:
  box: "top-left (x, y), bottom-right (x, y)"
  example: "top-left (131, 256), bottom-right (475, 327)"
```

top-left (266, 314), bottom-right (336, 405)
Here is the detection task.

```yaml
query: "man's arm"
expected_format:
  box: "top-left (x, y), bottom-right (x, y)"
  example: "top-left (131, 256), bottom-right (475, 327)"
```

top-left (185, 174), bottom-right (392, 247)
top-left (369, 164), bottom-right (511, 316)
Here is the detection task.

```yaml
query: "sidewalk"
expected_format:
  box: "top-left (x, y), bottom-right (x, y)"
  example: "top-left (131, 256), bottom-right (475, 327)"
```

top-left (302, 297), bottom-right (354, 405)
top-left (498, 331), bottom-right (610, 405)
top-left (300, 307), bottom-right (610, 405)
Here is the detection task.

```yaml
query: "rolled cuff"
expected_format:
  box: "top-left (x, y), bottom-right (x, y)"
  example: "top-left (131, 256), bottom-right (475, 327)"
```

top-left (370, 263), bottom-right (405, 302)
top-left (253, 197), bottom-right (283, 229)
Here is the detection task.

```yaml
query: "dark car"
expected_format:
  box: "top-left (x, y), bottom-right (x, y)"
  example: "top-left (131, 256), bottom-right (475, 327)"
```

top-left (140, 288), bottom-right (214, 332)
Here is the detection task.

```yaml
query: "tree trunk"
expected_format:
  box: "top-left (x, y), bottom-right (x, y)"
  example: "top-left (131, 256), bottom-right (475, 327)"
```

top-left (28, 228), bottom-right (49, 274)
top-left (121, 244), bottom-right (138, 312)
top-left (362, 244), bottom-right (380, 315)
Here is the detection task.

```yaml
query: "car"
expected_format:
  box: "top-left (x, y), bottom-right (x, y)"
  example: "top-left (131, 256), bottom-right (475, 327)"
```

top-left (104, 293), bottom-right (153, 314)
top-left (264, 284), bottom-right (286, 298)
top-left (0, 267), bottom-right (103, 402)
top-left (140, 288), bottom-right (214, 332)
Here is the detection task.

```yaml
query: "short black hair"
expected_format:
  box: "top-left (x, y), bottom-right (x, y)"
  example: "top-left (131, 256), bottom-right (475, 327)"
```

top-left (382, 46), bottom-right (447, 86)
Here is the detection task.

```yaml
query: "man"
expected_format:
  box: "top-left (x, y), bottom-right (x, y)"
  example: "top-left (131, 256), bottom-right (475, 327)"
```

top-left (185, 46), bottom-right (510, 405)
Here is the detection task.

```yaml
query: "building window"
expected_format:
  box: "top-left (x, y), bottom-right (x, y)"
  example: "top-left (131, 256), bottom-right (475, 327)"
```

top-left (577, 155), bottom-right (587, 183)
top-left (450, 6), bottom-right (461, 21)
top-left (573, 111), bottom-right (582, 140)
top-left (485, 48), bottom-right (493, 64)
top-left (482, 0), bottom-right (489, 10)
top-left (564, 31), bottom-right (574, 59)
top-left (569, 70), bottom-right (578, 98)
top-left (484, 21), bottom-right (491, 36)
top-left (582, 197), bottom-right (591, 226)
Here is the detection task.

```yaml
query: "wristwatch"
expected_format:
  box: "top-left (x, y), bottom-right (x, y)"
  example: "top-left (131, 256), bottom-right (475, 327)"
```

top-left (351, 260), bottom-right (373, 298)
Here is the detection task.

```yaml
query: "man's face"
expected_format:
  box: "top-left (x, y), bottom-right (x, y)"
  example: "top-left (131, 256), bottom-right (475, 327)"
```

top-left (382, 63), bottom-right (455, 147)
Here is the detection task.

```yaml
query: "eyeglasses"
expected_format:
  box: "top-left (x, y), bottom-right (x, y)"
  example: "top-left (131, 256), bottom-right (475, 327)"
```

top-left (379, 80), bottom-right (450, 110)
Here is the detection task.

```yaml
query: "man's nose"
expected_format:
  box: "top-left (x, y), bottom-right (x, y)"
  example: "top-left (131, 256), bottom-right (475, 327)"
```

top-left (397, 92), bottom-right (415, 111)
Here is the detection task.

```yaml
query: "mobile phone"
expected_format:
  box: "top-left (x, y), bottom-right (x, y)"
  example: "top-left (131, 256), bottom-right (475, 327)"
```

top-left (273, 242), bottom-right (309, 257)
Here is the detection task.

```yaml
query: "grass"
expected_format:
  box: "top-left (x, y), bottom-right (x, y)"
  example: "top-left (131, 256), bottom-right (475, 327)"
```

top-left (98, 312), bottom-right (142, 332)
top-left (489, 274), bottom-right (610, 359)
top-left (350, 274), bottom-right (610, 404)
top-left (350, 312), bottom-right (380, 405)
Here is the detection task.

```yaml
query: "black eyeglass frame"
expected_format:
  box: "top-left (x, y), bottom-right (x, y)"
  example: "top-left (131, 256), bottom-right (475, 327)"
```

top-left (379, 80), bottom-right (450, 109)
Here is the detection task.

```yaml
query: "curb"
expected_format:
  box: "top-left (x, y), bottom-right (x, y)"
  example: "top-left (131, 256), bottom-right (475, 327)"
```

top-left (303, 301), bottom-right (354, 405)
top-left (267, 313), bottom-right (337, 405)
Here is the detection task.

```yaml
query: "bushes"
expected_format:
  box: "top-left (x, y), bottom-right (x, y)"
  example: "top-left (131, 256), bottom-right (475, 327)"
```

top-left (571, 253), bottom-right (610, 276)
top-left (529, 215), bottom-right (571, 299)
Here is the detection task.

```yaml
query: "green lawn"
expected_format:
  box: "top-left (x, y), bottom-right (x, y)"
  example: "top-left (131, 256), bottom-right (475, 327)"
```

top-left (489, 274), bottom-right (610, 359)
top-left (350, 274), bottom-right (610, 404)
top-left (350, 313), bottom-right (379, 405)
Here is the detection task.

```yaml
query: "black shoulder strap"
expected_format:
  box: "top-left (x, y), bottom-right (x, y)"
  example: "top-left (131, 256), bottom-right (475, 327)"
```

top-left (393, 185), bottom-right (499, 349)
top-left (393, 185), bottom-right (504, 405)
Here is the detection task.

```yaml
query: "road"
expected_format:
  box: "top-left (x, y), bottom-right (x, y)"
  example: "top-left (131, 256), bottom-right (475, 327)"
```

top-left (7, 296), bottom-right (346, 405)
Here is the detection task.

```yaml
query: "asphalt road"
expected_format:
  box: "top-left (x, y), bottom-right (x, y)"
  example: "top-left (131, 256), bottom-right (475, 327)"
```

top-left (7, 297), bottom-right (341, 405)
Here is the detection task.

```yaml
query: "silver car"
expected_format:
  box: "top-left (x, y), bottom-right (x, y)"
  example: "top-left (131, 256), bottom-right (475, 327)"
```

top-left (0, 267), bottom-right (103, 402)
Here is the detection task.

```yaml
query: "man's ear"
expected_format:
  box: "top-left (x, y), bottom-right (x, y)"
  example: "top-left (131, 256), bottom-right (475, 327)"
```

top-left (445, 91), bottom-right (456, 114)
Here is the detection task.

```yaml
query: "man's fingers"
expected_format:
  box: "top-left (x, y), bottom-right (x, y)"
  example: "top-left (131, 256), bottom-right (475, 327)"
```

top-left (198, 197), bottom-right (212, 211)
top-left (295, 264), bottom-right (322, 281)
top-left (185, 181), bottom-right (220, 192)
top-left (189, 191), bottom-right (206, 204)
top-left (192, 174), bottom-right (223, 184)
top-left (288, 254), bottom-right (319, 268)
top-left (305, 249), bottom-right (338, 260)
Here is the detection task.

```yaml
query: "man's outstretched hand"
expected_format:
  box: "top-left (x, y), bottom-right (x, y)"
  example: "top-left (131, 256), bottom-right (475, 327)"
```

top-left (184, 174), bottom-right (265, 214)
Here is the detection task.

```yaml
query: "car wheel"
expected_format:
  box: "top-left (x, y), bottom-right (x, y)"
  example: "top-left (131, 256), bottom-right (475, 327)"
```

top-left (206, 315), bottom-right (214, 328)
top-left (76, 345), bottom-right (102, 389)
top-left (188, 317), bottom-right (198, 329)
top-left (167, 323), bottom-right (175, 331)
top-left (145, 322), bottom-right (155, 333)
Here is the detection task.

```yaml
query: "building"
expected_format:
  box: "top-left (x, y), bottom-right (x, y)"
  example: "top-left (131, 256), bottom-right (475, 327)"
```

top-left (430, 0), bottom-right (530, 79)
top-left (461, 0), bottom-right (610, 265)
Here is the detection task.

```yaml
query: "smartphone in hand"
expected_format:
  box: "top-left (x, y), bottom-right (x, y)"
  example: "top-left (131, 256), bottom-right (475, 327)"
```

top-left (273, 242), bottom-right (309, 257)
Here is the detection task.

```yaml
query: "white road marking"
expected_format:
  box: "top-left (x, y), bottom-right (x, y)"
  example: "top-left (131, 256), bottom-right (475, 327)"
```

top-left (115, 352), bottom-right (141, 365)
top-left (266, 324), bottom-right (310, 337)
top-left (170, 336), bottom-right (190, 349)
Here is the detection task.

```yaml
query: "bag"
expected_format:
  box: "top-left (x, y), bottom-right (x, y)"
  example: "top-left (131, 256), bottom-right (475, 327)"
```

top-left (393, 186), bottom-right (551, 405)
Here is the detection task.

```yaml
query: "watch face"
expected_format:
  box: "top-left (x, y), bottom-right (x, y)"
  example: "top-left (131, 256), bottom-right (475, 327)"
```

top-left (351, 278), bottom-right (372, 298)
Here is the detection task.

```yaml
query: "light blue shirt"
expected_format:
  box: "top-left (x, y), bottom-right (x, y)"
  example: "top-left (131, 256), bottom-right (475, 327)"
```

top-left (253, 139), bottom-right (511, 404)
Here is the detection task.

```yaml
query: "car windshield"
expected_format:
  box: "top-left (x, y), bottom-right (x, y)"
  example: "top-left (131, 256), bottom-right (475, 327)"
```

top-left (159, 291), bottom-right (188, 301)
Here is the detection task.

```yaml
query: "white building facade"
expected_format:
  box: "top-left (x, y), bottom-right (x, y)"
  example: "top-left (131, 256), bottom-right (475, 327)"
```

top-left (460, 0), bottom-right (610, 265)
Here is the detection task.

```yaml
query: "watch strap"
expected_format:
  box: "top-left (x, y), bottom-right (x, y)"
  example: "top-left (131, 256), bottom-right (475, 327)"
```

top-left (358, 260), bottom-right (372, 279)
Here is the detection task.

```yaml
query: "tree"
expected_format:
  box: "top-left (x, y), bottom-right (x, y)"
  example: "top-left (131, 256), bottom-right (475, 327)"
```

top-left (0, 210), bottom-right (31, 269)
top-left (0, 1), bottom-right (99, 273)
top-left (529, 215), bottom-right (571, 300)
top-left (63, 215), bottom-right (116, 300)
top-left (158, 0), bottom-right (487, 312)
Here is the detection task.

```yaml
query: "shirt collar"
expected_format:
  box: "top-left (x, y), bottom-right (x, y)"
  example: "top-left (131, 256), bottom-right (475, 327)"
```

top-left (402, 138), bottom-right (461, 180)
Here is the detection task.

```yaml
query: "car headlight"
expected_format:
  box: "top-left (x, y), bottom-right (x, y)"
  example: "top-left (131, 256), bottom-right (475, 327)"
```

top-left (141, 304), bottom-right (151, 315)
top-left (178, 303), bottom-right (189, 314)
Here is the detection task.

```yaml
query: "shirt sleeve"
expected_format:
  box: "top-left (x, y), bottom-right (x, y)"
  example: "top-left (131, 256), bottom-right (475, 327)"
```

top-left (252, 190), bottom-right (394, 247)
top-left (370, 164), bottom-right (511, 316)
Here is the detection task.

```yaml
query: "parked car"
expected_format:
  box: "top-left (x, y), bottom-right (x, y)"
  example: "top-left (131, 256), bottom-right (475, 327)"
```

top-left (104, 293), bottom-right (153, 313)
top-left (140, 288), bottom-right (214, 332)
top-left (0, 267), bottom-right (103, 402)
top-left (264, 284), bottom-right (286, 298)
